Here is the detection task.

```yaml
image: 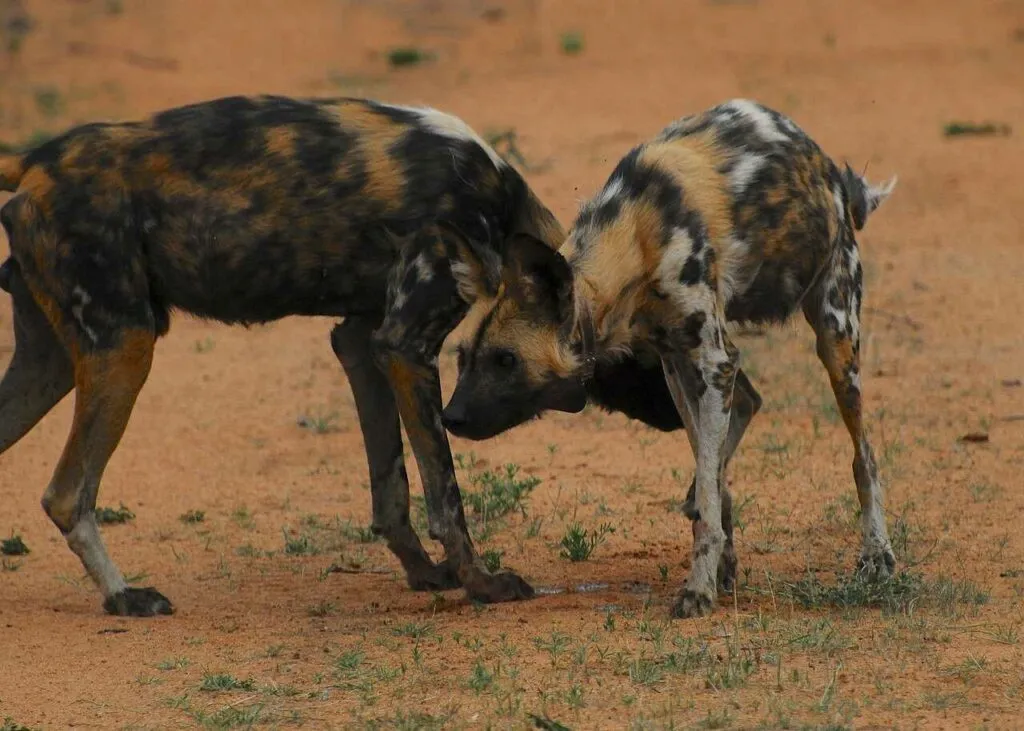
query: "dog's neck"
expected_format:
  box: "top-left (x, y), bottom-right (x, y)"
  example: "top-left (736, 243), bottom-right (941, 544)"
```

top-left (567, 272), bottom-right (642, 384)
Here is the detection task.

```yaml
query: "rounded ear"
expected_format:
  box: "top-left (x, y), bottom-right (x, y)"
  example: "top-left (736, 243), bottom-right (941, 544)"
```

top-left (502, 233), bottom-right (574, 324)
top-left (451, 237), bottom-right (502, 304)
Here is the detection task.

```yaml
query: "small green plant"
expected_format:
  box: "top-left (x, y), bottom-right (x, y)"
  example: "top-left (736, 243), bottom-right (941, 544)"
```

top-left (387, 47), bottom-right (433, 68)
top-left (340, 520), bottom-right (379, 544)
top-left (559, 522), bottom-right (614, 562)
top-left (1, 718), bottom-right (35, 731)
top-left (199, 672), bottom-right (256, 692)
top-left (33, 86), bottom-right (63, 118)
top-left (943, 121), bottom-right (1011, 138)
top-left (95, 503), bottom-right (135, 525)
top-left (560, 31), bottom-right (584, 55)
top-left (179, 509), bottom-right (205, 524)
top-left (335, 650), bottom-right (364, 673)
top-left (658, 564), bottom-right (669, 581)
top-left (392, 621), bottom-right (434, 640)
top-left (306, 600), bottom-right (336, 617)
top-left (282, 529), bottom-right (319, 556)
top-left (193, 337), bottom-right (215, 353)
top-left (482, 549), bottom-right (503, 573)
top-left (156, 657), bottom-right (190, 671)
top-left (467, 661), bottom-right (495, 694)
top-left (1, 533), bottom-right (29, 556)
top-left (105, 0), bottom-right (124, 14)
top-left (297, 409), bottom-right (339, 434)
top-left (465, 464), bottom-right (541, 523)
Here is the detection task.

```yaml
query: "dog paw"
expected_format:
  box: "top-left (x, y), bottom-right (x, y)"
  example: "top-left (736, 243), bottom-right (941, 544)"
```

top-left (857, 546), bottom-right (897, 580)
top-left (406, 557), bottom-right (462, 592)
top-left (671, 588), bottom-right (716, 619)
top-left (464, 569), bottom-right (535, 604)
top-left (103, 587), bottom-right (174, 617)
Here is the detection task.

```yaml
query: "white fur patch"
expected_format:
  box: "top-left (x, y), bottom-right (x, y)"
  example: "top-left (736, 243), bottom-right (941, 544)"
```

top-left (656, 227), bottom-right (697, 291)
top-left (595, 176), bottom-right (625, 207)
top-left (410, 106), bottom-right (506, 170)
top-left (723, 99), bottom-right (790, 144)
top-left (729, 153), bottom-right (766, 194)
top-left (866, 176), bottom-right (898, 212)
top-left (67, 514), bottom-right (128, 597)
top-left (71, 286), bottom-right (99, 344)
top-left (412, 252), bottom-right (434, 284)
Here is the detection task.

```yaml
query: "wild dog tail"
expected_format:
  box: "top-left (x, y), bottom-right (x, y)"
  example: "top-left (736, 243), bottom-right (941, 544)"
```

top-left (840, 163), bottom-right (897, 231)
top-left (0, 154), bottom-right (25, 192)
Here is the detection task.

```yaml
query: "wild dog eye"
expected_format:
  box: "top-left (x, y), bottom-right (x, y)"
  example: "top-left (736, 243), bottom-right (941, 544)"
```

top-left (494, 349), bottom-right (517, 370)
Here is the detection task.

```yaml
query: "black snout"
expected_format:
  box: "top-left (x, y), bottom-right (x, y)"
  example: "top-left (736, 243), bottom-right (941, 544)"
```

top-left (441, 403), bottom-right (467, 433)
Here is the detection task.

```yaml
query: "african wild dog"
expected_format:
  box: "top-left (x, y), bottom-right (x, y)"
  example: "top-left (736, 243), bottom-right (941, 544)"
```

top-left (0, 94), bottom-right (585, 616)
top-left (442, 99), bottom-right (898, 618)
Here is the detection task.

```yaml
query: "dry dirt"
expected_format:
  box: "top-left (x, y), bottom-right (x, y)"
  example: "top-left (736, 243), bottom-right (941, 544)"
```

top-left (1, 1), bottom-right (1024, 729)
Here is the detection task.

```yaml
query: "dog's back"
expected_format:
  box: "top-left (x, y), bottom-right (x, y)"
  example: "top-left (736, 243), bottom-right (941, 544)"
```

top-left (566, 99), bottom-right (894, 333)
top-left (0, 95), bottom-right (562, 339)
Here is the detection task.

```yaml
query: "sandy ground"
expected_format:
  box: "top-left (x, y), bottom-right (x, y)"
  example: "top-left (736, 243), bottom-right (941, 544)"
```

top-left (1, 0), bottom-right (1024, 729)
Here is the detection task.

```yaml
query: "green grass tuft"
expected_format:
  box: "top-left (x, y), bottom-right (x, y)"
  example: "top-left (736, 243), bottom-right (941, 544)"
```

top-left (95, 503), bottom-right (135, 525)
top-left (1, 533), bottom-right (29, 556)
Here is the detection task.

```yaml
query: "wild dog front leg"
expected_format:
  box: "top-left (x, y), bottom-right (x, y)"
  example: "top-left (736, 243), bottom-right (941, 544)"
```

top-left (372, 230), bottom-right (534, 604)
top-left (679, 368), bottom-right (762, 592)
top-left (662, 321), bottom-right (738, 618)
top-left (41, 327), bottom-right (169, 616)
top-left (330, 317), bottom-right (459, 591)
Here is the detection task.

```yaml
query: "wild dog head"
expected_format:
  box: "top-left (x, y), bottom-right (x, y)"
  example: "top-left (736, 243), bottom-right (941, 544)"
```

top-left (443, 233), bottom-right (586, 440)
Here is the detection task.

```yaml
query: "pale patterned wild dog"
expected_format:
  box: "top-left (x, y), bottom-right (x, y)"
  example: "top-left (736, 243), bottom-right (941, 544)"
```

top-left (443, 99), bottom-right (898, 618)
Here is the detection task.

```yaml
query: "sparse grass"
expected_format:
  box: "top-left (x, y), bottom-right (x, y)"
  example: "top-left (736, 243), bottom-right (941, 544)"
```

top-left (560, 31), bottom-right (584, 55)
top-left (306, 600), bottom-right (337, 617)
top-left (179, 509), bottom-right (206, 524)
top-left (231, 506), bottom-right (254, 529)
top-left (467, 661), bottom-right (495, 694)
top-left (33, 86), bottom-right (63, 118)
top-left (392, 621), bottom-right (434, 640)
top-left (559, 522), bottom-right (615, 561)
top-left (1, 533), bottom-right (29, 556)
top-left (156, 657), bottom-right (190, 671)
top-left (943, 121), bottom-right (1011, 137)
top-left (1, 718), bottom-right (35, 731)
top-left (296, 409), bottom-right (339, 434)
top-left (95, 503), bottom-right (135, 525)
top-left (482, 549), bottom-right (503, 573)
top-left (199, 673), bottom-right (256, 692)
top-left (282, 528), bottom-right (321, 556)
top-left (386, 47), bottom-right (433, 68)
top-left (464, 463), bottom-right (540, 527)
top-left (340, 520), bottom-right (379, 544)
top-left (779, 570), bottom-right (989, 615)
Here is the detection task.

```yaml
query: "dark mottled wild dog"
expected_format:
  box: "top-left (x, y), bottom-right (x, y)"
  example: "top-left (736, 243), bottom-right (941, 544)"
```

top-left (443, 99), bottom-right (898, 618)
top-left (0, 94), bottom-right (584, 616)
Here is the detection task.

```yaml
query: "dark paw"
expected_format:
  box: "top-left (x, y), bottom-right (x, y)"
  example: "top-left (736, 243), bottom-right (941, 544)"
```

top-left (856, 546), bottom-right (897, 580)
top-left (103, 587), bottom-right (174, 617)
top-left (465, 569), bottom-right (535, 604)
top-left (671, 588), bottom-right (716, 619)
top-left (406, 558), bottom-right (462, 592)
